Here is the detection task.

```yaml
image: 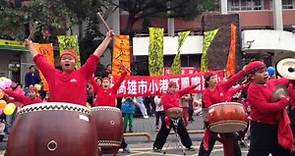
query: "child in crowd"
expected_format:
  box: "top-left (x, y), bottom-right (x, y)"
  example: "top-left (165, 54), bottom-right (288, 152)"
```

top-left (4, 85), bottom-right (42, 107)
top-left (180, 94), bottom-right (192, 127)
top-left (91, 71), bottom-right (127, 107)
top-left (154, 95), bottom-right (164, 131)
top-left (121, 97), bottom-right (136, 133)
top-left (135, 96), bottom-right (149, 118)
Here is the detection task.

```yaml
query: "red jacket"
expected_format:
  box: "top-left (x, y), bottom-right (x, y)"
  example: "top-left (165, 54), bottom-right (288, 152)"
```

top-left (92, 71), bottom-right (127, 107)
top-left (247, 78), bottom-right (289, 124)
top-left (161, 85), bottom-right (197, 111)
top-left (289, 81), bottom-right (295, 107)
top-left (202, 70), bottom-right (246, 108)
top-left (34, 54), bottom-right (99, 106)
top-left (4, 90), bottom-right (42, 106)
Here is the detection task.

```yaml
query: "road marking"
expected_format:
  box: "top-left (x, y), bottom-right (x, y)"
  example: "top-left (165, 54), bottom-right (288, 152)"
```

top-left (207, 148), bottom-right (249, 155)
top-left (128, 144), bottom-right (223, 151)
top-left (126, 145), bottom-right (248, 156)
top-left (126, 151), bottom-right (151, 156)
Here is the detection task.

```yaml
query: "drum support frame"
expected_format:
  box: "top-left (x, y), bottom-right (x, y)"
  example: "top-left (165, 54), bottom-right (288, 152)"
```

top-left (163, 118), bottom-right (186, 155)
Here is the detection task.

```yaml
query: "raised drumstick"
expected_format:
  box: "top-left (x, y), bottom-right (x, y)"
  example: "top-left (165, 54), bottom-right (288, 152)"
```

top-left (27, 21), bottom-right (38, 40)
top-left (120, 64), bottom-right (131, 73)
top-left (97, 12), bottom-right (111, 32)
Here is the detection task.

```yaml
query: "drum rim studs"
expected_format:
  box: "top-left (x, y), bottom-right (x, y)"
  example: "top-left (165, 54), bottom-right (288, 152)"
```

top-left (47, 140), bottom-right (58, 152)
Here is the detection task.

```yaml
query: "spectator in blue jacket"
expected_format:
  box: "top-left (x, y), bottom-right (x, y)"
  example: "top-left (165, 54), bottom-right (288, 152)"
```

top-left (25, 65), bottom-right (41, 88)
top-left (121, 97), bottom-right (136, 133)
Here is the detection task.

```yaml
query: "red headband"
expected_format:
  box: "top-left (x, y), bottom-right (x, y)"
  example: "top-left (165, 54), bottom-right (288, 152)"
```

top-left (247, 61), bottom-right (266, 73)
top-left (60, 50), bottom-right (77, 61)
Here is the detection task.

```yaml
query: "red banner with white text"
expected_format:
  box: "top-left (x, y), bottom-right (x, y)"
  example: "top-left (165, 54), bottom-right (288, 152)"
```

top-left (115, 70), bottom-right (224, 97)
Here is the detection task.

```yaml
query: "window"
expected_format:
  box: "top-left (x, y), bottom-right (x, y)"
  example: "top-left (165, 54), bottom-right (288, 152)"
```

top-left (240, 0), bottom-right (252, 10)
top-left (228, 0), bottom-right (264, 11)
top-left (253, 0), bottom-right (263, 10)
top-left (282, 0), bottom-right (293, 9)
top-left (230, 0), bottom-right (241, 11)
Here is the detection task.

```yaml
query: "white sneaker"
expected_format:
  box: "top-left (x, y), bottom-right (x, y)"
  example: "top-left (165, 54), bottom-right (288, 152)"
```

top-left (3, 135), bottom-right (8, 141)
top-left (123, 147), bottom-right (130, 153)
top-left (143, 115), bottom-right (149, 119)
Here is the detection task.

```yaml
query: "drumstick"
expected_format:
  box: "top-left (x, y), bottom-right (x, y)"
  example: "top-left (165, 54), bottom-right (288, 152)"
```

top-left (97, 12), bottom-right (111, 32)
top-left (120, 64), bottom-right (131, 73)
top-left (27, 21), bottom-right (38, 40)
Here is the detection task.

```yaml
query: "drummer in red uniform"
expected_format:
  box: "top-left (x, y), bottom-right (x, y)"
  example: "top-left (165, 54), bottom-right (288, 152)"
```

top-left (198, 61), bottom-right (262, 156)
top-left (91, 69), bottom-right (127, 107)
top-left (289, 79), bottom-right (295, 156)
top-left (90, 67), bottom-right (130, 153)
top-left (247, 61), bottom-right (292, 156)
top-left (153, 82), bottom-right (198, 152)
top-left (24, 30), bottom-right (113, 105)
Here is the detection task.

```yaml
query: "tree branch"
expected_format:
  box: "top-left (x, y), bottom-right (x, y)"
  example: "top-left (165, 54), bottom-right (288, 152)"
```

top-left (103, 0), bottom-right (120, 9)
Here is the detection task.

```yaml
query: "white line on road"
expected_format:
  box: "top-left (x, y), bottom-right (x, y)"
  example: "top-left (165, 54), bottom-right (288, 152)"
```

top-left (125, 151), bottom-right (151, 156)
top-left (128, 144), bottom-right (223, 151)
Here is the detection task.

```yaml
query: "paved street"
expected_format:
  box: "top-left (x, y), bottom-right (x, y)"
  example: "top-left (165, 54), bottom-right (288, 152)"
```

top-left (119, 115), bottom-right (249, 156)
top-left (0, 115), bottom-right (249, 156)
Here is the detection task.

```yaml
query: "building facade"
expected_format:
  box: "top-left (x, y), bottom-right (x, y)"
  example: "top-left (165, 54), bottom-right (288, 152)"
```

top-left (226, 0), bottom-right (295, 65)
top-left (2, 0), bottom-right (295, 81)
top-left (0, 39), bottom-right (32, 84)
top-left (120, 0), bottom-right (295, 73)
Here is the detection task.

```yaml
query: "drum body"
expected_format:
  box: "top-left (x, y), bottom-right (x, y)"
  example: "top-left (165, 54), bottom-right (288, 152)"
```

top-left (207, 102), bottom-right (247, 133)
top-left (7, 102), bottom-right (98, 156)
top-left (91, 106), bottom-right (123, 155)
top-left (166, 107), bottom-right (183, 119)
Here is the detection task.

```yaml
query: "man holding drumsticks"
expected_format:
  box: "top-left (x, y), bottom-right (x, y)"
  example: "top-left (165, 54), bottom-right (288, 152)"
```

top-left (153, 82), bottom-right (198, 152)
top-left (24, 30), bottom-right (113, 106)
top-left (198, 61), bottom-right (264, 156)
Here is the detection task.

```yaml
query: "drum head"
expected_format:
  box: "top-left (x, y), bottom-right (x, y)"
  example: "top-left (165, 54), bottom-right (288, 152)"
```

top-left (167, 107), bottom-right (183, 119)
top-left (209, 120), bottom-right (248, 133)
top-left (208, 102), bottom-right (243, 109)
top-left (91, 106), bottom-right (121, 112)
top-left (276, 58), bottom-right (295, 80)
top-left (18, 102), bottom-right (91, 115)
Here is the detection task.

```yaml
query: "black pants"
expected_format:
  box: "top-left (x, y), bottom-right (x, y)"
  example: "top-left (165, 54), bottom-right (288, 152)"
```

top-left (188, 103), bottom-right (194, 121)
top-left (120, 138), bottom-right (128, 149)
top-left (198, 131), bottom-right (241, 156)
top-left (155, 111), bottom-right (165, 127)
top-left (153, 118), bottom-right (192, 149)
top-left (144, 97), bottom-right (152, 116)
top-left (247, 121), bottom-right (290, 156)
top-left (288, 108), bottom-right (295, 156)
top-left (116, 98), bottom-right (123, 109)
